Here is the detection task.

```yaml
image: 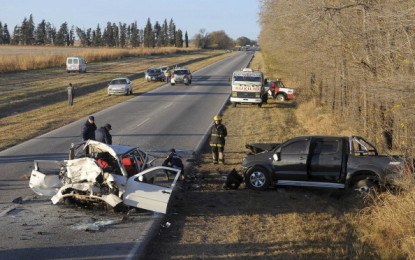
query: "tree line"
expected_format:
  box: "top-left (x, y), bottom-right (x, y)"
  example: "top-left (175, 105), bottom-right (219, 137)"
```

top-left (0, 14), bottom-right (189, 48)
top-left (259, 0), bottom-right (415, 155)
top-left (0, 14), bottom-right (257, 50)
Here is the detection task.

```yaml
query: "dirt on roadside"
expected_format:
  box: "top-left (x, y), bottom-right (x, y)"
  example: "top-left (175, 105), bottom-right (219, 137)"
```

top-left (143, 98), bottom-right (377, 259)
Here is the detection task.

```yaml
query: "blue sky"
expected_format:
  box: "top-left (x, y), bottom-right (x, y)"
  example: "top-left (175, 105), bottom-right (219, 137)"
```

top-left (1, 0), bottom-right (260, 40)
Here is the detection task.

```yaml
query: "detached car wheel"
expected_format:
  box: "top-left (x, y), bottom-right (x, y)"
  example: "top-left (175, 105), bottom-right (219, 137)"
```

top-left (245, 166), bottom-right (271, 191)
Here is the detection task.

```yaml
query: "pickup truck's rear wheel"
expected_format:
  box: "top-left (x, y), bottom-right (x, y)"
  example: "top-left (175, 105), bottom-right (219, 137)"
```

top-left (353, 176), bottom-right (377, 193)
top-left (276, 94), bottom-right (286, 101)
top-left (245, 166), bottom-right (271, 191)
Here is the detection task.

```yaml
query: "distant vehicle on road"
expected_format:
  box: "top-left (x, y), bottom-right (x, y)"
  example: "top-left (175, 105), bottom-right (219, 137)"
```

top-left (66, 56), bottom-right (87, 73)
top-left (107, 78), bottom-right (133, 96)
top-left (145, 68), bottom-right (165, 82)
top-left (170, 67), bottom-right (192, 86)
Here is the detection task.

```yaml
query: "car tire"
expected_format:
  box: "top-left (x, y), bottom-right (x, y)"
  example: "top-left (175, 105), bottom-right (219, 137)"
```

top-left (353, 176), bottom-right (377, 193)
top-left (171, 83), bottom-right (175, 86)
top-left (232, 102), bottom-right (237, 107)
top-left (245, 166), bottom-right (271, 191)
top-left (258, 103), bottom-right (262, 108)
top-left (276, 94), bottom-right (286, 101)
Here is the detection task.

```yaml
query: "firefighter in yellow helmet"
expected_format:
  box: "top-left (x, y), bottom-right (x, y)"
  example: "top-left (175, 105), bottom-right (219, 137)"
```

top-left (209, 115), bottom-right (228, 164)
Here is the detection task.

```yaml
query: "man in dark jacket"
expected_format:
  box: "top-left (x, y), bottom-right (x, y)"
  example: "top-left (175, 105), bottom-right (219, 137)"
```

top-left (81, 116), bottom-right (97, 141)
top-left (95, 123), bottom-right (112, 144)
top-left (162, 148), bottom-right (184, 180)
top-left (209, 115), bottom-right (227, 164)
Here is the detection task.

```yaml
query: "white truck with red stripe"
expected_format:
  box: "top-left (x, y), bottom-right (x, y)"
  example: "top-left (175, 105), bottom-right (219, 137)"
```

top-left (266, 79), bottom-right (295, 101)
top-left (230, 68), bottom-right (267, 108)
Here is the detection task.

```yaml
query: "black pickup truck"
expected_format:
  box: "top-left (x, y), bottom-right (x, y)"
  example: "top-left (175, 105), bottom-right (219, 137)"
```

top-left (242, 136), bottom-right (409, 191)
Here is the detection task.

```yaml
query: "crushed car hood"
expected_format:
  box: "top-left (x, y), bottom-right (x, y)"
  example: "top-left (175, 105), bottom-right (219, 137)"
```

top-left (245, 143), bottom-right (280, 154)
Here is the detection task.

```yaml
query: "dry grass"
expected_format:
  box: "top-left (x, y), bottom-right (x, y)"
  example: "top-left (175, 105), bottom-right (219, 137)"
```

top-left (0, 45), bottom-right (198, 73)
top-left (0, 50), bottom-right (234, 150)
top-left (357, 182), bottom-right (415, 259)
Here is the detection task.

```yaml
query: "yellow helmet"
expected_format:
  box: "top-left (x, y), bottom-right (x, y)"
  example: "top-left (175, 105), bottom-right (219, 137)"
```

top-left (213, 115), bottom-right (222, 121)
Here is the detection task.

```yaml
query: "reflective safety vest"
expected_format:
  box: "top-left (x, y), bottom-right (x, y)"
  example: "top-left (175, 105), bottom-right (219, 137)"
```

top-left (209, 123), bottom-right (227, 147)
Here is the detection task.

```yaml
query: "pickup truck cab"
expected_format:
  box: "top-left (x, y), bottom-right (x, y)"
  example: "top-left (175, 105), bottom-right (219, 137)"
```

top-left (242, 136), bottom-right (408, 191)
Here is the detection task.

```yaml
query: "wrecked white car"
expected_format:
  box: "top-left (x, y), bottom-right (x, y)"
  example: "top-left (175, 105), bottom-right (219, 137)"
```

top-left (29, 140), bottom-right (181, 214)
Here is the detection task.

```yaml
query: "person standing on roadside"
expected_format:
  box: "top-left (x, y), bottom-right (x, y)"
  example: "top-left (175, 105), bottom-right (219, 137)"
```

top-left (209, 115), bottom-right (227, 164)
top-left (67, 83), bottom-right (75, 106)
top-left (164, 67), bottom-right (171, 83)
top-left (81, 116), bottom-right (97, 141)
top-left (95, 123), bottom-right (112, 144)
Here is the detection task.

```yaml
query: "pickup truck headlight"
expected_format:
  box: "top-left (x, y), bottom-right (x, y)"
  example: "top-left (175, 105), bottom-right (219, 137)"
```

top-left (255, 93), bottom-right (260, 98)
top-left (232, 91), bottom-right (237, 97)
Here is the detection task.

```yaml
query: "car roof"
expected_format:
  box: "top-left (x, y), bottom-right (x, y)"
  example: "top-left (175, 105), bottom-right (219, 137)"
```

top-left (174, 67), bottom-right (189, 70)
top-left (110, 77), bottom-right (129, 81)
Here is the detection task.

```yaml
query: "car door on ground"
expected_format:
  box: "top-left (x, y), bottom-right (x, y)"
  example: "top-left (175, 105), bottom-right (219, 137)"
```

top-left (272, 137), bottom-right (310, 181)
top-left (123, 166), bottom-right (181, 214)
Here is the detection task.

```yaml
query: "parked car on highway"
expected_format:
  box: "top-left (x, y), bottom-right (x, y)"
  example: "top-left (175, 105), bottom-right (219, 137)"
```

top-left (66, 56), bottom-right (87, 73)
top-left (145, 68), bottom-right (165, 82)
top-left (29, 140), bottom-right (181, 213)
top-left (171, 67), bottom-right (192, 86)
top-left (107, 78), bottom-right (133, 96)
top-left (242, 136), bottom-right (409, 191)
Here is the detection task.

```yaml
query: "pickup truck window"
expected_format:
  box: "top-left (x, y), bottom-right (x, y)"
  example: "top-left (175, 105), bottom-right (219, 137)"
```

top-left (312, 141), bottom-right (339, 154)
top-left (281, 140), bottom-right (308, 154)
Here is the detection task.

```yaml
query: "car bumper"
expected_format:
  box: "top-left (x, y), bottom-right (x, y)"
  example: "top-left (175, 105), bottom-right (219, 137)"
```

top-left (230, 97), bottom-right (262, 104)
top-left (146, 76), bottom-right (164, 81)
top-left (108, 89), bottom-right (129, 95)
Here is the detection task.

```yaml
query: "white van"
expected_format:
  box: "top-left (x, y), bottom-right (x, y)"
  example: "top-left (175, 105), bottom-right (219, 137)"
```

top-left (66, 56), bottom-right (87, 73)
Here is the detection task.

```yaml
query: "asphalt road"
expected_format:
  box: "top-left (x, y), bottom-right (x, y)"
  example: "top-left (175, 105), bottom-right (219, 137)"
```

top-left (0, 52), bottom-right (253, 260)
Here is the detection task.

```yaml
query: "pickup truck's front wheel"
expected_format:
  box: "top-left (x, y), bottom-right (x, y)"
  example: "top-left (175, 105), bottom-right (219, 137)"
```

top-left (245, 166), bottom-right (271, 190)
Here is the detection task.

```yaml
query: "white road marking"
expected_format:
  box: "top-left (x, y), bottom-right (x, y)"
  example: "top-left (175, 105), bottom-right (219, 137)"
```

top-left (162, 103), bottom-right (172, 110)
top-left (136, 118), bottom-right (150, 128)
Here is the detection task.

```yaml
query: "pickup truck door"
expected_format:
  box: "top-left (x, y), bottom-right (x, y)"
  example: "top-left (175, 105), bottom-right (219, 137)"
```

top-left (309, 137), bottom-right (345, 182)
top-left (272, 137), bottom-right (310, 180)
